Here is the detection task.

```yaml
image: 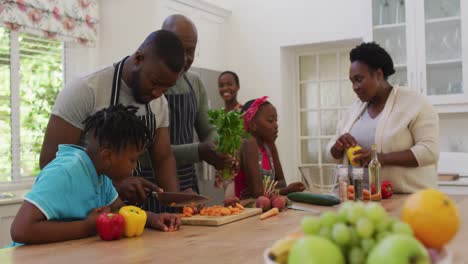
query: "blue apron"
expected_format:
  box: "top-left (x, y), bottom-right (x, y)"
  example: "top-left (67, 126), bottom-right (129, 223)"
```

top-left (111, 56), bottom-right (162, 212)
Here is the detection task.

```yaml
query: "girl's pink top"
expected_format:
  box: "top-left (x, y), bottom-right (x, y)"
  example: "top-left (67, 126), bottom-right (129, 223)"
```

top-left (234, 146), bottom-right (272, 198)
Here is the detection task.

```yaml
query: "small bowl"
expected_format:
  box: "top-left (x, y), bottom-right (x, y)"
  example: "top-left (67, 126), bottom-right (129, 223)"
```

top-left (263, 246), bottom-right (452, 264)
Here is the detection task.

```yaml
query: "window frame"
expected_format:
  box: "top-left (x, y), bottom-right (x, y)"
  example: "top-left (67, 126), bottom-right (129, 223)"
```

top-left (296, 47), bottom-right (356, 192)
top-left (1, 30), bottom-right (65, 187)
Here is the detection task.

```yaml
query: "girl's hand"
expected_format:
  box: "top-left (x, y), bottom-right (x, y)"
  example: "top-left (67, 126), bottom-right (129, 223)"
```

top-left (86, 206), bottom-right (111, 234)
top-left (148, 213), bottom-right (181, 232)
top-left (286, 182), bottom-right (306, 193)
top-left (352, 148), bottom-right (372, 167)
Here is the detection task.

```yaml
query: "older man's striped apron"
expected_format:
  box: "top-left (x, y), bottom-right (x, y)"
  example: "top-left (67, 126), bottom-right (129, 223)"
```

top-left (111, 56), bottom-right (162, 212)
top-left (165, 75), bottom-right (199, 193)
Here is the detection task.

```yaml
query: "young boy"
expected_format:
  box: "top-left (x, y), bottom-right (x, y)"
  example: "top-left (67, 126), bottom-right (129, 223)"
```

top-left (10, 104), bottom-right (181, 245)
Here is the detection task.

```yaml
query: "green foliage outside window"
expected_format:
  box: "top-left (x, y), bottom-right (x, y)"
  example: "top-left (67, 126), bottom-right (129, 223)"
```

top-left (0, 27), bottom-right (62, 181)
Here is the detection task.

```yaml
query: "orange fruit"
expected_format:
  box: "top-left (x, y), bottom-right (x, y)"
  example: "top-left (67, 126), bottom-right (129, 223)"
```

top-left (346, 145), bottom-right (362, 167)
top-left (401, 188), bottom-right (460, 249)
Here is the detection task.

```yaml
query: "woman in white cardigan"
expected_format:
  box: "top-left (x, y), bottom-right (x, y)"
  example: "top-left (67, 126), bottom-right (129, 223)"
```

top-left (326, 42), bottom-right (439, 193)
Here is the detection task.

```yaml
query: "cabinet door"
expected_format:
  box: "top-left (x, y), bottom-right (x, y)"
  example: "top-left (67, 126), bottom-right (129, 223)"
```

top-left (418, 0), bottom-right (468, 105)
top-left (371, 0), bottom-right (414, 88)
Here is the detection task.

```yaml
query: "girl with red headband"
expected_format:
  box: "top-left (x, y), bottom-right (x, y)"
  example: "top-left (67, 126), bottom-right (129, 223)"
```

top-left (234, 96), bottom-right (305, 199)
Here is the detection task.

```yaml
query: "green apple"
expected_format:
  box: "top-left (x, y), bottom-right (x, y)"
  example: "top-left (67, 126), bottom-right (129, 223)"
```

top-left (288, 236), bottom-right (345, 264)
top-left (367, 234), bottom-right (430, 264)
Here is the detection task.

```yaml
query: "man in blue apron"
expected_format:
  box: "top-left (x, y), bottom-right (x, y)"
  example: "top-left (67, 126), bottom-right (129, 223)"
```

top-left (39, 30), bottom-right (184, 211)
top-left (161, 15), bottom-right (233, 193)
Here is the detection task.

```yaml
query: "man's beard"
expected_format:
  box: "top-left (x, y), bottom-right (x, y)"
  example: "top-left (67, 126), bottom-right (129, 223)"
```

top-left (129, 70), bottom-right (147, 104)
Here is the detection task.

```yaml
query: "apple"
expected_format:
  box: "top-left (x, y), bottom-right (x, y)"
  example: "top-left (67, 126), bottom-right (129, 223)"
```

top-left (288, 236), bottom-right (345, 264)
top-left (367, 234), bottom-right (430, 264)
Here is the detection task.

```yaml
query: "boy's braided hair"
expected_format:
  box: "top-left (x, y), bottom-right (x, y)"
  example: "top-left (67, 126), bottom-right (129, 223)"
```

top-left (83, 104), bottom-right (150, 152)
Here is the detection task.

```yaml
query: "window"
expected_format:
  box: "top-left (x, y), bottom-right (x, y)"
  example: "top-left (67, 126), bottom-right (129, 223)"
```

top-left (297, 48), bottom-right (355, 193)
top-left (0, 27), bottom-right (63, 182)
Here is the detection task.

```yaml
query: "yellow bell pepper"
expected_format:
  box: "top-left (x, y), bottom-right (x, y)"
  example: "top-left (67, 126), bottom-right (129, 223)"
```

top-left (119, 206), bottom-right (147, 237)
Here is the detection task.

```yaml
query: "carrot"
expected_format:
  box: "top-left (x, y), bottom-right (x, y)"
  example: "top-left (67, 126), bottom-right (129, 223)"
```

top-left (235, 203), bottom-right (245, 210)
top-left (260, 207), bottom-right (279, 220)
top-left (348, 193), bottom-right (355, 200)
top-left (371, 193), bottom-right (382, 200)
top-left (348, 185), bottom-right (355, 193)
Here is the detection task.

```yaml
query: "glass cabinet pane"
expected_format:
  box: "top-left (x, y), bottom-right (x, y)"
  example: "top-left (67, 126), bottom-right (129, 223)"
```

top-left (340, 80), bottom-right (357, 107)
top-left (425, 0), bottom-right (460, 20)
top-left (373, 0), bottom-right (406, 25)
top-left (373, 27), bottom-right (407, 66)
top-left (339, 51), bottom-right (350, 79)
top-left (425, 20), bottom-right (461, 62)
top-left (320, 81), bottom-right (339, 107)
top-left (388, 68), bottom-right (407, 87)
top-left (426, 63), bottom-right (463, 95)
top-left (319, 53), bottom-right (337, 80)
top-left (301, 139), bottom-right (319, 164)
top-left (300, 55), bottom-right (317, 81)
top-left (321, 110), bottom-right (339, 136)
top-left (321, 138), bottom-right (333, 163)
top-left (300, 83), bottom-right (319, 109)
top-left (300, 111), bottom-right (319, 136)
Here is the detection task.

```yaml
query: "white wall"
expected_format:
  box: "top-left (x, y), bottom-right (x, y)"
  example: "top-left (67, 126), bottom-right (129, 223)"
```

top-left (98, 0), bottom-right (160, 65)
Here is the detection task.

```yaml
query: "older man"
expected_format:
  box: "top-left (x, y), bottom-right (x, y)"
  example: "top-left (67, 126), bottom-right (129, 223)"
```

top-left (162, 14), bottom-right (232, 193)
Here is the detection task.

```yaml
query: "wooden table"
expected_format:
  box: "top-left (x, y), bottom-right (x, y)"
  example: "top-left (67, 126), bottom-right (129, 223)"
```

top-left (0, 195), bottom-right (466, 264)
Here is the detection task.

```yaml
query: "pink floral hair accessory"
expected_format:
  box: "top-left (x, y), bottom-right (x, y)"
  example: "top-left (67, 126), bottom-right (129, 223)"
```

top-left (243, 96), bottom-right (268, 132)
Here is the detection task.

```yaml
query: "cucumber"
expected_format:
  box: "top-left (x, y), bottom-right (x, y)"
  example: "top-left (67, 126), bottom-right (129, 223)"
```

top-left (287, 192), bottom-right (340, 206)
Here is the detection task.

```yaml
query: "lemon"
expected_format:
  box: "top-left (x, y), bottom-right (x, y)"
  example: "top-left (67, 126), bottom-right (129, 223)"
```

top-left (346, 145), bottom-right (362, 167)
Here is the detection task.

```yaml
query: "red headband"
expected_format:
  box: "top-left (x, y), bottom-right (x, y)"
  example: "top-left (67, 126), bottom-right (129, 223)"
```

top-left (243, 96), bottom-right (269, 132)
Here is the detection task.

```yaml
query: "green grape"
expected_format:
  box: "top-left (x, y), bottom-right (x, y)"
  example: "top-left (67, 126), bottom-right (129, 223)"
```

top-left (375, 218), bottom-right (391, 233)
top-left (365, 202), bottom-right (388, 223)
top-left (360, 238), bottom-right (376, 253)
top-left (332, 223), bottom-right (351, 245)
top-left (318, 226), bottom-right (332, 240)
top-left (347, 203), bottom-right (366, 224)
top-left (356, 218), bottom-right (375, 238)
top-left (376, 231), bottom-right (390, 242)
top-left (301, 216), bottom-right (321, 235)
top-left (320, 211), bottom-right (339, 228)
top-left (349, 228), bottom-right (360, 247)
top-left (392, 221), bottom-right (414, 236)
top-left (348, 247), bottom-right (365, 264)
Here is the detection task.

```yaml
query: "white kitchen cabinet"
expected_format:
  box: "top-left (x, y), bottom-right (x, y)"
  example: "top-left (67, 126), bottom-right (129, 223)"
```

top-left (369, 0), bottom-right (468, 113)
top-left (155, 0), bottom-right (231, 71)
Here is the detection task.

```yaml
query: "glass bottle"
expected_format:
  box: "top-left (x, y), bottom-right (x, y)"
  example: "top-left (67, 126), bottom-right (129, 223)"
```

top-left (352, 167), bottom-right (364, 201)
top-left (337, 165), bottom-right (349, 202)
top-left (368, 144), bottom-right (382, 201)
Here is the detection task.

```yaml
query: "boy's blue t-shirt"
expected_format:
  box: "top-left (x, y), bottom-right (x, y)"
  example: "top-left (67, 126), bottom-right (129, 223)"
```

top-left (10, 144), bottom-right (118, 246)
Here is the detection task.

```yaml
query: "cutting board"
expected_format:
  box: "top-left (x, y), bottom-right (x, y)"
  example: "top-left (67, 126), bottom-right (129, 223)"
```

top-left (181, 207), bottom-right (263, 226)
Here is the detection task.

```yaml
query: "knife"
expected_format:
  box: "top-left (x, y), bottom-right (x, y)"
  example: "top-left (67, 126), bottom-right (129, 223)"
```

top-left (287, 203), bottom-right (321, 214)
top-left (151, 191), bottom-right (210, 207)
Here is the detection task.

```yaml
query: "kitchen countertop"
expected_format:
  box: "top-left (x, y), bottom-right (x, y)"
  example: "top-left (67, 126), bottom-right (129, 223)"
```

top-left (0, 195), bottom-right (466, 264)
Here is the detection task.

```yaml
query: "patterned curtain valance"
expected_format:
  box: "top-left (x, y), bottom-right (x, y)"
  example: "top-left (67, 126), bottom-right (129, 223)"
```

top-left (0, 0), bottom-right (99, 45)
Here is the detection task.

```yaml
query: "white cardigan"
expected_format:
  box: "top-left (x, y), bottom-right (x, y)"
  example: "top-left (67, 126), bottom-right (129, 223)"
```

top-left (326, 86), bottom-right (439, 193)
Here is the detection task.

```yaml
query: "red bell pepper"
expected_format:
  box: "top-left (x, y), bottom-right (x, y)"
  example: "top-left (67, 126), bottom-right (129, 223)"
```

top-left (381, 180), bottom-right (393, 199)
top-left (96, 212), bottom-right (125, 241)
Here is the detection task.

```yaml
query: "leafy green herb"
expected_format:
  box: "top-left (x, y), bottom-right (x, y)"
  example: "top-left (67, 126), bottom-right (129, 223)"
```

top-left (208, 108), bottom-right (248, 180)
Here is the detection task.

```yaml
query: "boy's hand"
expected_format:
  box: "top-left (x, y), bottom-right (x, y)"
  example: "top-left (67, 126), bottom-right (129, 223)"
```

top-left (148, 213), bottom-right (181, 232)
top-left (86, 206), bottom-right (111, 234)
top-left (115, 177), bottom-right (163, 205)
